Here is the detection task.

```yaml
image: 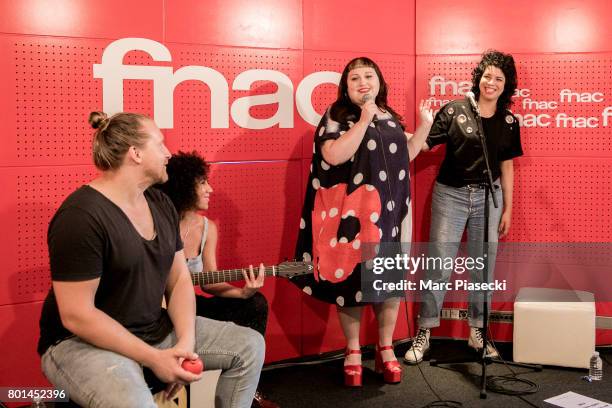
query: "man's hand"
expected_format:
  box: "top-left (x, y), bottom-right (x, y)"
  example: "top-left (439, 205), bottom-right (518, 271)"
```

top-left (147, 347), bottom-right (202, 385)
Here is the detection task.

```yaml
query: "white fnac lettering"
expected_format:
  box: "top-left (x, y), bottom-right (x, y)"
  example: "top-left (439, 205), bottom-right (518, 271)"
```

top-left (94, 38), bottom-right (341, 129)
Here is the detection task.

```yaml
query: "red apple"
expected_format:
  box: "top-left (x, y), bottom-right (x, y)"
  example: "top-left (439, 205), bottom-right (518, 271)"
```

top-left (181, 358), bottom-right (204, 374)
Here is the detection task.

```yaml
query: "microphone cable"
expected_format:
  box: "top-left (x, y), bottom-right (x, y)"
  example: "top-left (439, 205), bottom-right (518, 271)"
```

top-left (403, 299), bottom-right (463, 408)
top-left (484, 332), bottom-right (540, 405)
top-left (373, 115), bottom-right (463, 408)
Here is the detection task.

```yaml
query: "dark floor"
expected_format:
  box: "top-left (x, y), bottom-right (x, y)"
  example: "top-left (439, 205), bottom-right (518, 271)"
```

top-left (258, 340), bottom-right (612, 408)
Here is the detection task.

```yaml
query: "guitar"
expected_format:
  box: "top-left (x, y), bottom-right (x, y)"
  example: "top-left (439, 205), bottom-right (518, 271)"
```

top-left (191, 261), bottom-right (313, 286)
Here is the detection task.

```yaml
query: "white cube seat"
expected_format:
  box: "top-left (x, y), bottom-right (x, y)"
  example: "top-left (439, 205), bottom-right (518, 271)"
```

top-left (513, 287), bottom-right (595, 369)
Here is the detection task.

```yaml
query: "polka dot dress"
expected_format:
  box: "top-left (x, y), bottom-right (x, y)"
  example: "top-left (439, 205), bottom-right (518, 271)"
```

top-left (293, 108), bottom-right (411, 306)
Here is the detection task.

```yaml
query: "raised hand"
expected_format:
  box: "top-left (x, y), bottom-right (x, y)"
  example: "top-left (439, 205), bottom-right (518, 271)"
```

top-left (418, 99), bottom-right (434, 126)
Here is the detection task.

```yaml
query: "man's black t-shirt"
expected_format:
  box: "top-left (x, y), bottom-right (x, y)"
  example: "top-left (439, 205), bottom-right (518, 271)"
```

top-left (38, 186), bottom-right (183, 355)
top-left (426, 99), bottom-right (523, 187)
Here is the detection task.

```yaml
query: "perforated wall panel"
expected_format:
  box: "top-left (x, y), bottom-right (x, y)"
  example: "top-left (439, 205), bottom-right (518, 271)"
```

top-left (0, 37), bottom-right (311, 166)
top-left (0, 36), bottom-right (162, 167)
top-left (414, 48), bottom-right (612, 342)
top-left (164, 44), bottom-right (305, 161)
top-left (203, 160), bottom-right (304, 361)
top-left (416, 54), bottom-right (612, 158)
top-left (413, 155), bottom-right (439, 242)
top-left (414, 54), bottom-right (612, 243)
top-left (509, 54), bottom-right (612, 158)
top-left (415, 156), bottom-right (612, 242)
top-left (0, 166), bottom-right (98, 305)
top-left (204, 161), bottom-right (302, 268)
top-left (511, 157), bottom-right (612, 241)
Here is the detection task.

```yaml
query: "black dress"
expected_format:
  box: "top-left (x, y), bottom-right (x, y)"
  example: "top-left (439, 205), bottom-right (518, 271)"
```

top-left (293, 108), bottom-right (412, 307)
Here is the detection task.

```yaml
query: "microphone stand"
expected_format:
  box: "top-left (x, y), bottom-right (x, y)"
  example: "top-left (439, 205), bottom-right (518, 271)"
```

top-left (429, 98), bottom-right (540, 399)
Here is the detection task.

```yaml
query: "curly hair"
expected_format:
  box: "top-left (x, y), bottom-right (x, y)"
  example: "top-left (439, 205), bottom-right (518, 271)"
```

top-left (329, 57), bottom-right (404, 129)
top-left (470, 50), bottom-right (518, 112)
top-left (157, 150), bottom-right (209, 217)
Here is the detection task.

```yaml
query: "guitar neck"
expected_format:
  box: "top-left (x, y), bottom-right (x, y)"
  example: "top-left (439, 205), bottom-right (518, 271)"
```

top-left (191, 266), bottom-right (279, 286)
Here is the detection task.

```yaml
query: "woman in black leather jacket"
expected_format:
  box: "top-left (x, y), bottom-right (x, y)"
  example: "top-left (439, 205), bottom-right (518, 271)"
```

top-left (405, 50), bottom-right (523, 364)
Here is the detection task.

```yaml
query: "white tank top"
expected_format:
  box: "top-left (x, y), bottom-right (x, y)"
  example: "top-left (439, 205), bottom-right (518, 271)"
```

top-left (185, 217), bottom-right (208, 274)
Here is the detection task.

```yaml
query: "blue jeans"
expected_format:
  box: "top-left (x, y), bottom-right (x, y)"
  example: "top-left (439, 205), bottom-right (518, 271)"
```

top-left (418, 181), bottom-right (503, 329)
top-left (41, 316), bottom-right (264, 408)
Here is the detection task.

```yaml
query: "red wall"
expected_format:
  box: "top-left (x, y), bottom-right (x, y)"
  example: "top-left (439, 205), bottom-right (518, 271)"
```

top-left (413, 0), bottom-right (612, 342)
top-left (1, 0), bottom-right (611, 391)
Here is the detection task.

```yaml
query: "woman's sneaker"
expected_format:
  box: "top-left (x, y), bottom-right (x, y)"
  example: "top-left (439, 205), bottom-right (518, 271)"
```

top-left (403, 328), bottom-right (430, 364)
top-left (468, 327), bottom-right (499, 358)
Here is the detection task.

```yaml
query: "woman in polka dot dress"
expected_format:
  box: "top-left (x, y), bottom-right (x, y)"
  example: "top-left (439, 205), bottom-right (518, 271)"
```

top-left (294, 57), bottom-right (433, 386)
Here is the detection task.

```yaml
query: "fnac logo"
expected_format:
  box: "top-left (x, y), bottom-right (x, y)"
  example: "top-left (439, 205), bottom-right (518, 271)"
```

top-left (93, 38), bottom-right (340, 129)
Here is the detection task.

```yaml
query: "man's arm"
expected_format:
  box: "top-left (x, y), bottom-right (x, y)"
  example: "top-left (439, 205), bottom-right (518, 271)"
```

top-left (54, 278), bottom-right (200, 384)
top-left (165, 250), bottom-right (197, 353)
top-left (54, 279), bottom-right (156, 361)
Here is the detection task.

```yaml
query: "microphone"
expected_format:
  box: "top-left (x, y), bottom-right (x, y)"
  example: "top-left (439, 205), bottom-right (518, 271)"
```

top-left (362, 94), bottom-right (378, 123)
top-left (465, 91), bottom-right (480, 115)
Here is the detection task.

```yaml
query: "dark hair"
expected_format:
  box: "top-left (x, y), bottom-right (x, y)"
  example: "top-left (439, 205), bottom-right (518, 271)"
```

top-left (329, 57), bottom-right (403, 128)
top-left (157, 150), bottom-right (210, 216)
top-left (470, 50), bottom-right (518, 112)
top-left (88, 111), bottom-right (150, 171)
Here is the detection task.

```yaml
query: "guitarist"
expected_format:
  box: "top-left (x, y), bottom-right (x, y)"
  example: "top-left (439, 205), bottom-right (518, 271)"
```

top-left (158, 150), bottom-right (278, 408)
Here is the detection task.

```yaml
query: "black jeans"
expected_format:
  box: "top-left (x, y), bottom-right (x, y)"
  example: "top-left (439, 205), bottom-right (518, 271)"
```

top-left (196, 291), bottom-right (269, 336)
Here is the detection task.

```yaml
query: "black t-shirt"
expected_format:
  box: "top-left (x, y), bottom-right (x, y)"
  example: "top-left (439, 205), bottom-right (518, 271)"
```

top-left (426, 99), bottom-right (523, 187)
top-left (37, 186), bottom-right (182, 355)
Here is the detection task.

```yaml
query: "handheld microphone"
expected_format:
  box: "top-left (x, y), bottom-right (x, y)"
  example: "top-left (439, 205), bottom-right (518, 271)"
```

top-left (465, 91), bottom-right (480, 115)
top-left (362, 94), bottom-right (378, 122)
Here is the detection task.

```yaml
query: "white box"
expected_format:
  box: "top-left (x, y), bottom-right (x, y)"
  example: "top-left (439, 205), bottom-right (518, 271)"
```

top-left (189, 369), bottom-right (221, 408)
top-left (513, 287), bottom-right (595, 369)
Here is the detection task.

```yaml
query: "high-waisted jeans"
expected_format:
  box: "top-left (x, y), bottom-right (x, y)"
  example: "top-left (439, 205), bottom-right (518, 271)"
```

top-left (418, 181), bottom-right (503, 329)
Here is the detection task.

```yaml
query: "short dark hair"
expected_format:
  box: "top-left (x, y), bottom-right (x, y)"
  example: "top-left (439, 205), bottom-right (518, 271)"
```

top-left (157, 150), bottom-right (209, 216)
top-left (330, 57), bottom-right (403, 128)
top-left (470, 50), bottom-right (518, 111)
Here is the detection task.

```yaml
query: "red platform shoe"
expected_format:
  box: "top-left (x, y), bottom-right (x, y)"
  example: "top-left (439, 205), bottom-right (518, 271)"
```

top-left (343, 348), bottom-right (362, 387)
top-left (375, 344), bottom-right (402, 384)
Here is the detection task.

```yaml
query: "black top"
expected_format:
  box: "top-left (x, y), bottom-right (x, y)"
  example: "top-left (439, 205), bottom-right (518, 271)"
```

top-left (426, 99), bottom-right (523, 187)
top-left (38, 186), bottom-right (182, 355)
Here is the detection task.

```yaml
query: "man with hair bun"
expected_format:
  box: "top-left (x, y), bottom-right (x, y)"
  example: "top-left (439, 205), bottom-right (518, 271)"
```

top-left (37, 112), bottom-right (264, 408)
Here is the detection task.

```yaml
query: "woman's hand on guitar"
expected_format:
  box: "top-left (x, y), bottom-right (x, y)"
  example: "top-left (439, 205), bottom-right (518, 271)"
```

top-left (241, 263), bottom-right (265, 298)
